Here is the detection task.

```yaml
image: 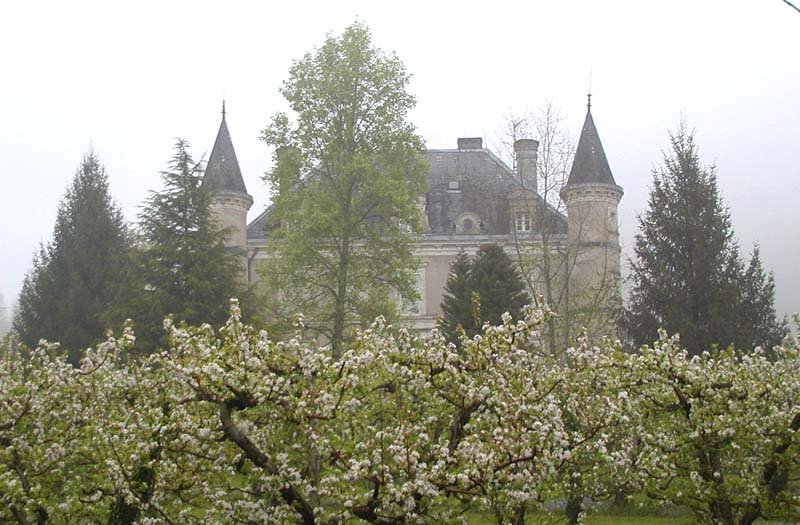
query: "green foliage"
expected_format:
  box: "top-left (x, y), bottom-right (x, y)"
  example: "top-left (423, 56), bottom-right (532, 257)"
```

top-left (259, 22), bottom-right (428, 355)
top-left (108, 140), bottom-right (245, 351)
top-left (623, 329), bottom-right (800, 525)
top-left (439, 245), bottom-right (530, 343)
top-left (624, 122), bottom-right (786, 355)
top-left (738, 245), bottom-right (789, 354)
top-left (1, 304), bottom-right (798, 524)
top-left (439, 251), bottom-right (474, 344)
top-left (470, 245), bottom-right (530, 327)
top-left (13, 151), bottom-right (127, 364)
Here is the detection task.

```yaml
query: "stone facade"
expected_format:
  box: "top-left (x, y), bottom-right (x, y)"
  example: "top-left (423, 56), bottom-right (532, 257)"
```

top-left (207, 103), bottom-right (623, 333)
top-left (203, 105), bottom-right (253, 277)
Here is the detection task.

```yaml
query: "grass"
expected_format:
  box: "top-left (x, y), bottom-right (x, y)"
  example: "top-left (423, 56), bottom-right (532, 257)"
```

top-left (581, 517), bottom-right (690, 525)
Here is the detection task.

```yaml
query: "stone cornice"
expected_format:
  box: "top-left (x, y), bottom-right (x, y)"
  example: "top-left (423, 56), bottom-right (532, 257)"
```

top-left (213, 191), bottom-right (254, 210)
top-left (560, 182), bottom-right (623, 205)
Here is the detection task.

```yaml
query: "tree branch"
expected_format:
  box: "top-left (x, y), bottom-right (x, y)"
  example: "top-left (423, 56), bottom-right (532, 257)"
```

top-left (218, 400), bottom-right (316, 524)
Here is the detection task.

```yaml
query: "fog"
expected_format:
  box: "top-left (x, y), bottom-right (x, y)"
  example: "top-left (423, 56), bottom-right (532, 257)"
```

top-left (1, 0), bottom-right (797, 321)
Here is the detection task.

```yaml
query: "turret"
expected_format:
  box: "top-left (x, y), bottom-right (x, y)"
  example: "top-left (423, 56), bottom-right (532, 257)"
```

top-left (203, 102), bottom-right (253, 276)
top-left (560, 97), bottom-right (623, 323)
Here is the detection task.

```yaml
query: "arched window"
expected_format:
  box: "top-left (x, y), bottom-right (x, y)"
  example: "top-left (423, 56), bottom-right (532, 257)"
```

top-left (455, 212), bottom-right (481, 234)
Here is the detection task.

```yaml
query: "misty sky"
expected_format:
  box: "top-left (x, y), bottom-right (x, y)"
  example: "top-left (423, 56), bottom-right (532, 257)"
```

top-left (1, 0), bottom-right (798, 322)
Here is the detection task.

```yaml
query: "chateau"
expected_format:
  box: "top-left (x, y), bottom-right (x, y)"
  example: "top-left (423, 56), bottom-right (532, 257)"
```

top-left (202, 101), bottom-right (623, 333)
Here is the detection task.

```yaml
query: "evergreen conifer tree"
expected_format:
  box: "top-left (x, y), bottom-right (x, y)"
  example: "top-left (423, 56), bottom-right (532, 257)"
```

top-left (738, 246), bottom-right (788, 352)
top-left (470, 244), bottom-right (530, 328)
top-left (439, 245), bottom-right (530, 344)
top-left (624, 122), bottom-right (786, 354)
top-left (14, 247), bottom-right (52, 347)
top-left (14, 151), bottom-right (127, 364)
top-left (110, 140), bottom-right (244, 351)
top-left (439, 251), bottom-right (474, 344)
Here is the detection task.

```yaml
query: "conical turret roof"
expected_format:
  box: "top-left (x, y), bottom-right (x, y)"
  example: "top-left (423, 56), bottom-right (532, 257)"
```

top-left (566, 103), bottom-right (616, 186)
top-left (203, 104), bottom-right (248, 195)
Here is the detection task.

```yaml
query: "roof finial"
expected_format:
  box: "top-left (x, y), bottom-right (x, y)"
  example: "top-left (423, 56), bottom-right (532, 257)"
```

top-left (222, 100), bottom-right (226, 120)
top-left (587, 68), bottom-right (593, 110)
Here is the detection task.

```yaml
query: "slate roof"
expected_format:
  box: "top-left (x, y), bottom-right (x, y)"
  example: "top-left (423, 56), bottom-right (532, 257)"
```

top-left (247, 203), bottom-right (274, 240)
top-left (566, 107), bottom-right (616, 186)
top-left (423, 147), bottom-right (564, 235)
top-left (425, 148), bottom-right (519, 235)
top-left (203, 110), bottom-right (249, 195)
top-left (247, 145), bottom-right (568, 240)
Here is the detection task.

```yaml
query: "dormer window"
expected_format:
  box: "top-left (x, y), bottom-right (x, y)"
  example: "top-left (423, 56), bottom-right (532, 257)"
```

top-left (455, 212), bottom-right (481, 234)
top-left (515, 212), bottom-right (531, 233)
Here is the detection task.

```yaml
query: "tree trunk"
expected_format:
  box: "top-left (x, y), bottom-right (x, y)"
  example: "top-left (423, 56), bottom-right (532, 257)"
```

top-left (537, 234), bottom-right (559, 358)
top-left (565, 469), bottom-right (584, 525)
top-left (332, 237), bottom-right (350, 359)
top-left (565, 495), bottom-right (582, 525)
top-left (513, 503), bottom-right (526, 525)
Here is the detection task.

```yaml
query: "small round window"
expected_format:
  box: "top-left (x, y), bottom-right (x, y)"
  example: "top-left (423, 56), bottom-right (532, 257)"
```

top-left (462, 218), bottom-right (474, 232)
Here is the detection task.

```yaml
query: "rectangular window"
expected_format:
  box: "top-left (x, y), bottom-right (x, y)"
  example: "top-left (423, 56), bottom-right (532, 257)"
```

top-left (515, 212), bottom-right (531, 233)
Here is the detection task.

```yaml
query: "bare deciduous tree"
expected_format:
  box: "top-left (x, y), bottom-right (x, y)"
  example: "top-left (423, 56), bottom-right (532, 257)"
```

top-left (493, 101), bottom-right (620, 357)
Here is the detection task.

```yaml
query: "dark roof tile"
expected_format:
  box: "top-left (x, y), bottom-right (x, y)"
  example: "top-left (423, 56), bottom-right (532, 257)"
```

top-left (203, 113), bottom-right (249, 195)
top-left (567, 108), bottom-right (616, 186)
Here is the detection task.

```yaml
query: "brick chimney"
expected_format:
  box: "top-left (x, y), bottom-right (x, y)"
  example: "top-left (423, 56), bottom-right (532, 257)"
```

top-left (514, 138), bottom-right (539, 193)
top-left (457, 137), bottom-right (483, 150)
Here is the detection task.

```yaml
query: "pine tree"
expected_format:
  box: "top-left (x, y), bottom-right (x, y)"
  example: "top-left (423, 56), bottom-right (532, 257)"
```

top-left (110, 140), bottom-right (244, 351)
top-left (470, 244), bottom-right (530, 328)
top-left (624, 122), bottom-right (785, 355)
top-left (439, 251), bottom-right (474, 344)
top-left (14, 248), bottom-right (49, 347)
top-left (14, 152), bottom-right (127, 364)
top-left (439, 245), bottom-right (530, 344)
top-left (738, 246), bottom-right (788, 353)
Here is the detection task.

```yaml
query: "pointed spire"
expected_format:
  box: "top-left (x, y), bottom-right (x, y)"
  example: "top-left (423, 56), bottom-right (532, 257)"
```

top-left (566, 100), bottom-right (616, 186)
top-left (203, 104), bottom-right (249, 196)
